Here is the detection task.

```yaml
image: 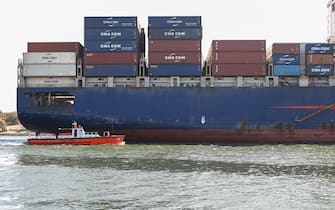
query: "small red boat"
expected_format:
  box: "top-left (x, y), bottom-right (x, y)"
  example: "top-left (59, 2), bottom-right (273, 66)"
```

top-left (27, 121), bottom-right (125, 145)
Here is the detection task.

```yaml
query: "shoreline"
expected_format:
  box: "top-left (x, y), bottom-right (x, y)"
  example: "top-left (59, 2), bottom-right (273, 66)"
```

top-left (0, 124), bottom-right (34, 136)
top-left (0, 132), bottom-right (34, 136)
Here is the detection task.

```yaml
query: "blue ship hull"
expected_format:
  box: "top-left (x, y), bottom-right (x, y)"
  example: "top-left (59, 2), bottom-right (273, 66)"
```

top-left (17, 87), bottom-right (335, 144)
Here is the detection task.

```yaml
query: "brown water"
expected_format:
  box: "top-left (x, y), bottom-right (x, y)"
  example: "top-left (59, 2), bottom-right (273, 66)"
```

top-left (1, 136), bottom-right (335, 209)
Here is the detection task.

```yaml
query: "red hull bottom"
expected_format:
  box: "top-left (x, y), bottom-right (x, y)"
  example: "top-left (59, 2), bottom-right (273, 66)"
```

top-left (27, 135), bottom-right (125, 145)
top-left (114, 129), bottom-right (335, 145)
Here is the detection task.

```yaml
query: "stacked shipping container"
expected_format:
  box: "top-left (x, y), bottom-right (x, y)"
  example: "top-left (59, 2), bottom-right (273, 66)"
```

top-left (84, 17), bottom-right (141, 77)
top-left (23, 42), bottom-right (83, 87)
top-left (305, 43), bottom-right (334, 76)
top-left (148, 16), bottom-right (202, 76)
top-left (271, 43), bottom-right (334, 77)
top-left (272, 43), bottom-right (301, 76)
top-left (206, 40), bottom-right (266, 76)
top-left (22, 17), bottom-right (335, 89)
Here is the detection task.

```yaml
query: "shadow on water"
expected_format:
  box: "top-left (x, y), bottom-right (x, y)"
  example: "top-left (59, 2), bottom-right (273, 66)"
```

top-left (18, 154), bottom-right (335, 177)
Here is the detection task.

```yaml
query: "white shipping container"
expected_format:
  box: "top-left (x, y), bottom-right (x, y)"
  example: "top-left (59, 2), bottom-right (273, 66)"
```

top-left (84, 77), bottom-right (108, 87)
top-left (23, 52), bottom-right (76, 64)
top-left (84, 77), bottom-right (108, 83)
top-left (24, 77), bottom-right (77, 87)
top-left (23, 64), bottom-right (77, 77)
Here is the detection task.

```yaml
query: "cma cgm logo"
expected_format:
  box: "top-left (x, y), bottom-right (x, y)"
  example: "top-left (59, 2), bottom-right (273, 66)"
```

top-left (103, 20), bottom-right (119, 24)
top-left (41, 56), bottom-right (57, 60)
top-left (100, 42), bottom-right (121, 49)
top-left (164, 30), bottom-right (186, 36)
top-left (310, 46), bottom-right (330, 51)
top-left (100, 31), bottom-right (122, 37)
top-left (167, 19), bottom-right (183, 24)
top-left (278, 55), bottom-right (295, 62)
top-left (164, 54), bottom-right (186, 62)
top-left (166, 17), bottom-right (198, 27)
top-left (310, 66), bottom-right (331, 73)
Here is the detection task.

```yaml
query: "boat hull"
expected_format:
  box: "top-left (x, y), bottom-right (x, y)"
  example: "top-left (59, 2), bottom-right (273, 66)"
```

top-left (114, 129), bottom-right (335, 144)
top-left (27, 135), bottom-right (125, 145)
top-left (17, 87), bottom-right (335, 144)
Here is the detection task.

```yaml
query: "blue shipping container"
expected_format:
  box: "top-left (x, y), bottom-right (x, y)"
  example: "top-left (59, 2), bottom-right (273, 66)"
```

top-left (272, 54), bottom-right (300, 65)
top-left (273, 65), bottom-right (300, 76)
top-left (148, 64), bottom-right (201, 76)
top-left (84, 17), bottom-right (137, 28)
top-left (148, 28), bottom-right (202, 40)
top-left (84, 64), bottom-right (138, 77)
top-left (148, 16), bottom-right (201, 28)
top-left (305, 43), bottom-right (333, 54)
top-left (85, 28), bottom-right (139, 41)
top-left (306, 65), bottom-right (334, 76)
top-left (85, 40), bottom-right (138, 52)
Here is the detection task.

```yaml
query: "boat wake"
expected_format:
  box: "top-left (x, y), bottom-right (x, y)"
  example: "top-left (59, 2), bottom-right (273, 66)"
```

top-left (0, 137), bottom-right (28, 146)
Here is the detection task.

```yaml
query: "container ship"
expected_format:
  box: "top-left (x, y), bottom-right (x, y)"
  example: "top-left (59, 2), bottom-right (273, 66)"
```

top-left (16, 3), bottom-right (335, 144)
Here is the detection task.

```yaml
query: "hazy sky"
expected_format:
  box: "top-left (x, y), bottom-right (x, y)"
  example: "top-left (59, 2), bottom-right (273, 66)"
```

top-left (0, 0), bottom-right (331, 112)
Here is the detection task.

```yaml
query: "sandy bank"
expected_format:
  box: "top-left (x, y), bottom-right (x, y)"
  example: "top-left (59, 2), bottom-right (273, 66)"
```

top-left (0, 124), bottom-right (34, 136)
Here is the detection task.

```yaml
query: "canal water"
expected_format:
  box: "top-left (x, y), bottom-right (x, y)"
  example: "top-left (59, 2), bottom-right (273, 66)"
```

top-left (1, 136), bottom-right (335, 209)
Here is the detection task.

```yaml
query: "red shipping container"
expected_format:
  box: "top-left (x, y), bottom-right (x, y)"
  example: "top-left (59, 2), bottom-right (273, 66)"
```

top-left (211, 52), bottom-right (266, 64)
top-left (306, 54), bottom-right (334, 65)
top-left (272, 43), bottom-right (300, 54)
top-left (149, 40), bottom-right (201, 52)
top-left (84, 52), bottom-right (138, 65)
top-left (28, 42), bottom-right (83, 55)
top-left (212, 64), bottom-right (266, 76)
top-left (211, 40), bottom-right (266, 52)
top-left (149, 52), bottom-right (201, 64)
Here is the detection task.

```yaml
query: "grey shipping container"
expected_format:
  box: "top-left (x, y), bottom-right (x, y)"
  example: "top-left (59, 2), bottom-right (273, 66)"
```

top-left (23, 52), bottom-right (77, 64)
top-left (24, 77), bottom-right (77, 88)
top-left (23, 64), bottom-right (77, 77)
top-left (300, 43), bottom-right (306, 65)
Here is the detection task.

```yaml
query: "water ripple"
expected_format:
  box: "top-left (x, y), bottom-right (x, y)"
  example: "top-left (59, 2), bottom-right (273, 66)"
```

top-left (2, 144), bottom-right (335, 209)
top-left (17, 154), bottom-right (335, 178)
